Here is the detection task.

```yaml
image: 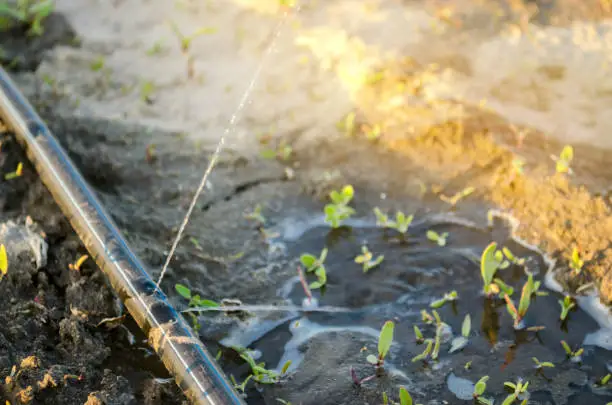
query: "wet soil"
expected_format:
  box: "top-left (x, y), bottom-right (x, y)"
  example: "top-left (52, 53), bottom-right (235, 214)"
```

top-left (2, 1), bottom-right (612, 405)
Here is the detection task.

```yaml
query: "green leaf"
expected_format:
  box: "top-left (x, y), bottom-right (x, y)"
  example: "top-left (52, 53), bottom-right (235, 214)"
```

top-left (560, 145), bottom-right (573, 162)
top-left (319, 248), bottom-right (328, 263)
top-left (474, 376), bottom-right (489, 396)
top-left (399, 387), bottom-right (413, 405)
top-left (518, 276), bottom-right (533, 317)
top-left (341, 185), bottom-right (354, 201)
top-left (426, 230), bottom-right (439, 242)
top-left (175, 284), bottom-right (191, 300)
top-left (0, 244), bottom-right (7, 277)
top-left (430, 298), bottom-right (446, 308)
top-left (481, 242), bottom-right (499, 292)
top-left (411, 339), bottom-right (433, 362)
top-left (501, 394), bottom-right (518, 405)
top-left (195, 298), bottom-right (219, 308)
top-left (300, 254), bottom-right (317, 270)
top-left (281, 360), bottom-right (292, 374)
top-left (561, 340), bottom-right (572, 355)
top-left (378, 321), bottom-right (395, 359)
top-left (462, 314), bottom-right (471, 338)
top-left (414, 325), bottom-right (423, 341)
top-left (366, 354), bottom-right (378, 364)
top-left (329, 190), bottom-right (343, 204)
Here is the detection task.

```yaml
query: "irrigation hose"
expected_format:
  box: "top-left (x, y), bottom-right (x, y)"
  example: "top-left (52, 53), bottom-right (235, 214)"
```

top-left (0, 67), bottom-right (245, 405)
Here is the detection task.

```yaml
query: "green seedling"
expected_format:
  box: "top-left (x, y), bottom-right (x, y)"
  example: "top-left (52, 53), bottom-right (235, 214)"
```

top-left (426, 230), bottom-right (448, 246)
top-left (502, 247), bottom-right (525, 266)
top-left (465, 361), bottom-right (472, 370)
top-left (569, 248), bottom-right (584, 275)
top-left (421, 309), bottom-right (435, 325)
top-left (598, 374), bottom-right (611, 386)
top-left (230, 374), bottom-right (253, 394)
top-left (559, 295), bottom-right (576, 321)
top-left (532, 357), bottom-right (554, 371)
top-left (169, 22), bottom-right (217, 52)
top-left (449, 314), bottom-right (471, 353)
top-left (532, 279), bottom-right (549, 297)
top-left (260, 141), bottom-right (293, 161)
top-left (373, 208), bottom-right (414, 234)
top-left (366, 321), bottom-right (394, 370)
top-left (4, 162), bottom-right (23, 180)
top-left (300, 248), bottom-right (328, 289)
top-left (440, 186), bottom-right (475, 207)
top-left (398, 386), bottom-right (422, 405)
top-left (337, 111), bottom-right (356, 136)
top-left (175, 284), bottom-right (219, 308)
top-left (411, 338), bottom-right (433, 363)
top-left (502, 379), bottom-right (530, 405)
top-left (233, 347), bottom-right (288, 384)
top-left (430, 290), bottom-right (458, 309)
top-left (473, 376), bottom-right (492, 404)
top-left (90, 56), bottom-right (105, 72)
top-left (324, 185), bottom-right (356, 228)
top-left (561, 340), bottom-right (584, 362)
top-left (492, 278), bottom-right (515, 298)
top-left (481, 242), bottom-right (511, 296)
top-left (362, 123), bottom-right (382, 141)
top-left (0, 244), bottom-right (7, 281)
top-left (553, 145), bottom-right (573, 174)
top-left (413, 325), bottom-right (424, 344)
top-left (431, 323), bottom-right (443, 360)
top-left (355, 245), bottom-right (384, 273)
top-left (504, 276), bottom-right (534, 329)
top-left (244, 204), bottom-right (266, 226)
top-left (0, 0), bottom-right (54, 36)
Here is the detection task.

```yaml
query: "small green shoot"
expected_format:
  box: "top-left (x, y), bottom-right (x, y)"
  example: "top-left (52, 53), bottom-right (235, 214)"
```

top-left (449, 314), bottom-right (471, 353)
top-left (532, 357), bottom-right (554, 370)
top-left (569, 248), bottom-right (584, 275)
top-left (502, 379), bottom-right (530, 405)
top-left (421, 309), bottom-right (434, 324)
top-left (300, 248), bottom-right (328, 289)
top-left (169, 22), bottom-right (217, 51)
top-left (559, 295), bottom-right (576, 321)
top-left (426, 230), bottom-right (448, 246)
top-left (492, 278), bottom-right (515, 298)
top-left (502, 247), bottom-right (525, 266)
top-left (234, 347), bottom-right (284, 384)
top-left (553, 145), bottom-right (574, 174)
top-left (4, 162), bottom-right (23, 180)
top-left (0, 244), bottom-right (7, 281)
top-left (411, 339), bottom-right (433, 363)
top-left (504, 276), bottom-right (534, 329)
top-left (430, 290), bottom-right (458, 308)
top-left (431, 324), bottom-right (443, 360)
top-left (413, 325), bottom-right (424, 344)
top-left (465, 360), bottom-right (472, 370)
top-left (399, 386), bottom-right (413, 405)
top-left (90, 56), bottom-right (105, 72)
top-left (366, 321), bottom-right (394, 369)
top-left (481, 242), bottom-right (511, 296)
top-left (561, 340), bottom-right (584, 362)
top-left (244, 204), bottom-right (266, 226)
top-left (440, 186), bottom-right (475, 207)
top-left (175, 284), bottom-right (219, 308)
top-left (473, 376), bottom-right (490, 403)
top-left (532, 279), bottom-right (549, 297)
top-left (260, 141), bottom-right (293, 161)
top-left (355, 245), bottom-right (384, 273)
top-left (231, 374), bottom-right (253, 394)
top-left (598, 374), bottom-right (611, 386)
top-left (0, 0), bottom-right (54, 36)
top-left (324, 185), bottom-right (356, 228)
top-left (373, 208), bottom-right (414, 234)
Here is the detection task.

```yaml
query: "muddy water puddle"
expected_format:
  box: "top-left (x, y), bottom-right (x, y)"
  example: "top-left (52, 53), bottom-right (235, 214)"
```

top-left (190, 213), bottom-right (612, 404)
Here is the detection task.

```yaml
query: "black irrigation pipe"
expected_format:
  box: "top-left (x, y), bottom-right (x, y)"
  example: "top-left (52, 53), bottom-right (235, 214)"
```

top-left (0, 67), bottom-right (245, 405)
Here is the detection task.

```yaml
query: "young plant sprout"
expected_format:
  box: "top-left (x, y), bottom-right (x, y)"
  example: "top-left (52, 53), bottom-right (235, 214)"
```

top-left (426, 230), bottom-right (448, 246)
top-left (502, 247), bottom-right (525, 266)
top-left (0, 244), bottom-right (7, 281)
top-left (421, 309), bottom-right (435, 325)
top-left (0, 0), bottom-right (54, 36)
top-left (473, 376), bottom-right (492, 405)
top-left (553, 145), bottom-right (574, 174)
top-left (464, 360), bottom-right (472, 370)
top-left (300, 248), bottom-right (328, 289)
top-left (324, 185), bottom-right (356, 228)
top-left (504, 276), bottom-right (534, 329)
top-left (431, 323), bottom-right (443, 361)
top-left (430, 290), bottom-right (458, 309)
top-left (502, 379), bottom-right (530, 405)
top-left (531, 279), bottom-right (549, 297)
top-left (598, 374), bottom-right (611, 386)
top-left (244, 204), bottom-right (266, 225)
top-left (532, 357), bottom-right (554, 371)
top-left (493, 278), bottom-right (515, 298)
top-left (231, 374), bottom-right (253, 395)
top-left (569, 247), bottom-right (584, 275)
top-left (481, 242), bottom-right (510, 297)
top-left (233, 347), bottom-right (289, 384)
top-left (175, 284), bottom-right (219, 308)
top-left (366, 321), bottom-right (395, 371)
top-left (373, 207), bottom-right (414, 234)
top-left (561, 340), bottom-right (584, 363)
top-left (413, 325), bottom-right (424, 344)
top-left (411, 339), bottom-right (434, 363)
top-left (399, 386), bottom-right (421, 405)
top-left (4, 162), bottom-right (23, 180)
top-left (440, 186), bottom-right (475, 207)
top-left (355, 245), bottom-right (384, 273)
top-left (559, 295), bottom-right (576, 321)
top-left (449, 314), bottom-right (471, 354)
top-left (260, 141), bottom-right (293, 161)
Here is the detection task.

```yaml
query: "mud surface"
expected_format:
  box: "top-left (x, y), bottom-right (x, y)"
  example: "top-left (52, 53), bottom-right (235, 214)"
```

top-left (2, 1), bottom-right (612, 405)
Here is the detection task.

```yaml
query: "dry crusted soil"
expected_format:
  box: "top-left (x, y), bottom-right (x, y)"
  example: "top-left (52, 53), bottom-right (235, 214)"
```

top-left (1, 4), bottom-right (612, 405)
